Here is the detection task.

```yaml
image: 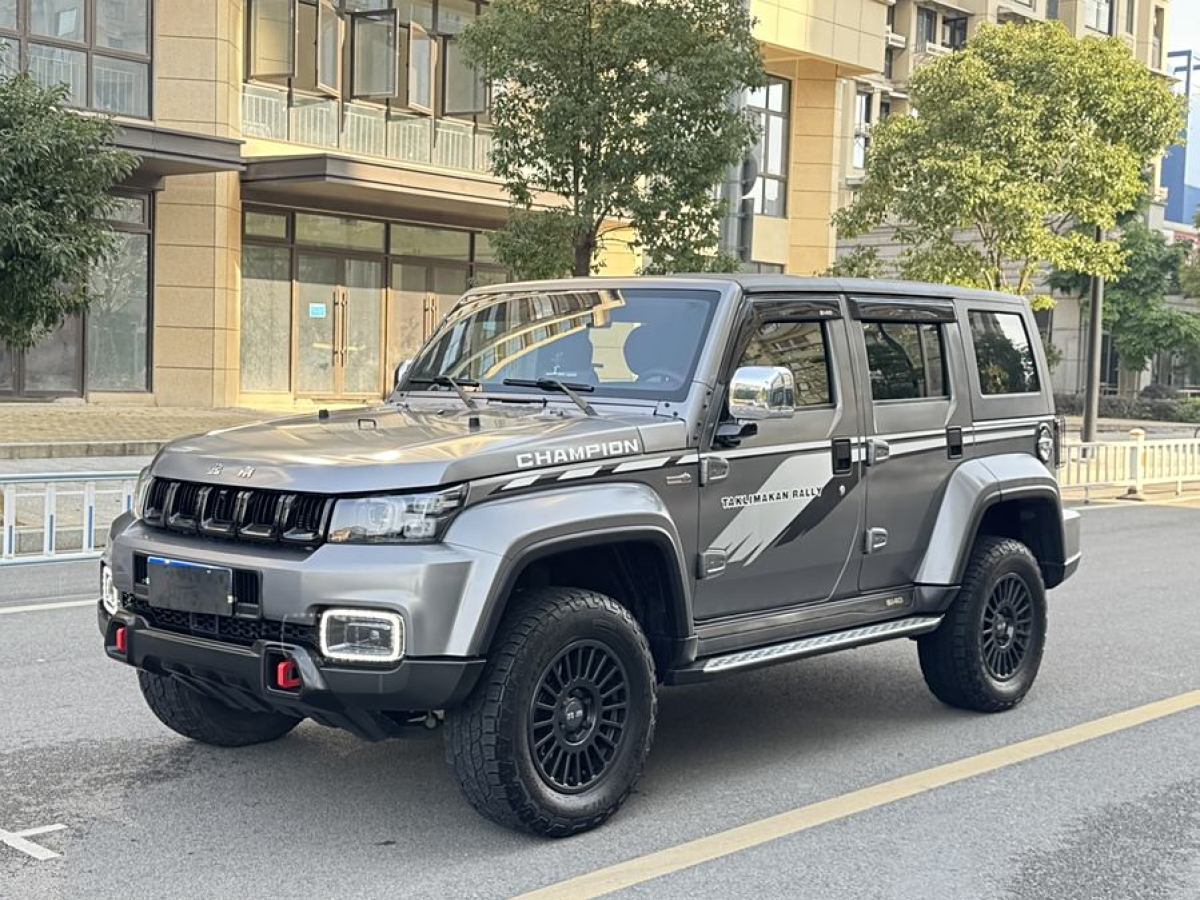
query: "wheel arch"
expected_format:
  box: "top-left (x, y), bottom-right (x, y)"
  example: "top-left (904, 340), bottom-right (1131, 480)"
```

top-left (444, 483), bottom-right (695, 668)
top-left (916, 455), bottom-right (1069, 593)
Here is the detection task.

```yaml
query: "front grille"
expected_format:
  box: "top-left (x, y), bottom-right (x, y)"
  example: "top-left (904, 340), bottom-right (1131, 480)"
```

top-left (128, 597), bottom-right (318, 649)
top-left (142, 479), bottom-right (332, 547)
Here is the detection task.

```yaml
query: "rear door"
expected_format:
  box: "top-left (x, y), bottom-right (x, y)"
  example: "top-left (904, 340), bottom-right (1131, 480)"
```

top-left (693, 296), bottom-right (866, 620)
top-left (850, 297), bottom-right (972, 593)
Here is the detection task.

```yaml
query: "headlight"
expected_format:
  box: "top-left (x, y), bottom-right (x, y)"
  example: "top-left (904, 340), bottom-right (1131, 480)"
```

top-left (132, 467), bottom-right (152, 519)
top-left (326, 485), bottom-right (466, 544)
top-left (320, 608), bottom-right (405, 663)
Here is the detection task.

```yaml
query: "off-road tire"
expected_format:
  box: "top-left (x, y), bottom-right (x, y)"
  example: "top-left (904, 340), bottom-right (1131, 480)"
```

top-left (138, 670), bottom-right (302, 747)
top-left (445, 587), bottom-right (657, 837)
top-left (918, 536), bottom-right (1047, 713)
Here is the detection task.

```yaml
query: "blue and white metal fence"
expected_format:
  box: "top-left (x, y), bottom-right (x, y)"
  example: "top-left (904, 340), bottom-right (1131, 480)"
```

top-left (0, 472), bottom-right (138, 566)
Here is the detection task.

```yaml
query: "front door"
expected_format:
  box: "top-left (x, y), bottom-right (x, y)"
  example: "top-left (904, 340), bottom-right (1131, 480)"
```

top-left (387, 260), bottom-right (471, 372)
top-left (850, 299), bottom-right (969, 592)
top-left (296, 253), bottom-right (385, 399)
top-left (693, 299), bottom-right (866, 621)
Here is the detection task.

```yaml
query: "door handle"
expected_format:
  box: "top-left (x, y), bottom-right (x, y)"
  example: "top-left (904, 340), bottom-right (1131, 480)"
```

top-left (947, 426), bottom-right (964, 459)
top-left (831, 438), bottom-right (853, 474)
top-left (865, 438), bottom-right (890, 466)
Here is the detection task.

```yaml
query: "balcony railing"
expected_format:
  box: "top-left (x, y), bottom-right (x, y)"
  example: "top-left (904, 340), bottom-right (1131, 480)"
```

top-left (241, 82), bottom-right (495, 176)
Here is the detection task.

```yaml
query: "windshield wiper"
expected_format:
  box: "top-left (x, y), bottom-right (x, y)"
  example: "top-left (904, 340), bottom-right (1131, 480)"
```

top-left (407, 375), bottom-right (479, 410)
top-left (503, 377), bottom-right (597, 416)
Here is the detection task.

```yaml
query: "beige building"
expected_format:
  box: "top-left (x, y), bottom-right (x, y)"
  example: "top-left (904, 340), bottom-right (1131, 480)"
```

top-left (2, 0), bottom-right (1163, 407)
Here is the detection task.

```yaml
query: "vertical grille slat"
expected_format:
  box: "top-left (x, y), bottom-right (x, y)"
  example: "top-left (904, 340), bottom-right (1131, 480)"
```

top-left (146, 478), bottom-right (328, 546)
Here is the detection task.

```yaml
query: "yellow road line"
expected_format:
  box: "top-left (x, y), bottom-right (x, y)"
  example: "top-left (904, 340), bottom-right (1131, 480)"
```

top-left (519, 690), bottom-right (1200, 900)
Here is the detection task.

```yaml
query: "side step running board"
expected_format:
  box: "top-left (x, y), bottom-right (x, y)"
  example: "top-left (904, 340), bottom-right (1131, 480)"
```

top-left (669, 615), bottom-right (943, 683)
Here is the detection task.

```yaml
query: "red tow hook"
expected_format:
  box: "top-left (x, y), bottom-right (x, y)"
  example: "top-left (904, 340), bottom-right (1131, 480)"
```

top-left (115, 626), bottom-right (128, 655)
top-left (275, 659), bottom-right (302, 691)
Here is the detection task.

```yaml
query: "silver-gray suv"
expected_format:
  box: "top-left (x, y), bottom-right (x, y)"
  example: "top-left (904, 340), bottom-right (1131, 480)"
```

top-left (98, 276), bottom-right (1080, 836)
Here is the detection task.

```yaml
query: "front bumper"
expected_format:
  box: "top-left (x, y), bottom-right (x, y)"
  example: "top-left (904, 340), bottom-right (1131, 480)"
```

top-left (1060, 507), bottom-right (1082, 582)
top-left (99, 602), bottom-right (484, 740)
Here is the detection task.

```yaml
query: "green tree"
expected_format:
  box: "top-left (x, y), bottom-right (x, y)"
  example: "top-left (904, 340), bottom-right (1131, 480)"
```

top-left (822, 246), bottom-right (885, 278)
top-left (834, 21), bottom-right (1183, 304)
top-left (0, 73), bottom-right (137, 348)
top-left (461, 0), bottom-right (763, 278)
top-left (1051, 219), bottom-right (1200, 385)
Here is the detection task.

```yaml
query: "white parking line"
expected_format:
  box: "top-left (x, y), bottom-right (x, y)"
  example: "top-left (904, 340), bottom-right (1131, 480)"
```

top-left (0, 824), bottom-right (67, 861)
top-left (0, 599), bottom-right (97, 616)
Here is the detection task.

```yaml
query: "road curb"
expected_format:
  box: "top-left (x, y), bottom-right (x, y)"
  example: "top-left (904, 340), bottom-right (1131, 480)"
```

top-left (0, 440), bottom-right (165, 460)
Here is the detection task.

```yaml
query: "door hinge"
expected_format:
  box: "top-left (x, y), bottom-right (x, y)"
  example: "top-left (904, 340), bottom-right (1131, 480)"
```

top-left (864, 527), bottom-right (889, 554)
top-left (697, 549), bottom-right (727, 578)
top-left (699, 455), bottom-right (730, 485)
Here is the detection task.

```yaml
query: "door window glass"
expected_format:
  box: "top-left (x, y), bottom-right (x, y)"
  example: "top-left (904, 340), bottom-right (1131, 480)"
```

top-left (241, 245), bottom-right (293, 392)
top-left (969, 310), bottom-right (1041, 394)
top-left (739, 321), bottom-right (832, 407)
top-left (861, 321), bottom-right (948, 401)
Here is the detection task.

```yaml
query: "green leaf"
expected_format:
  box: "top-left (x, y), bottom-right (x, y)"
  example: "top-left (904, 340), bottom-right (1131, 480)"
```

top-left (0, 73), bottom-right (137, 349)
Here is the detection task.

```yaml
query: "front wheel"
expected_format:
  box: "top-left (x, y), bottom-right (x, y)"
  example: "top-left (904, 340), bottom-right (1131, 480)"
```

top-left (445, 587), bottom-right (657, 837)
top-left (918, 536), bottom-right (1047, 712)
top-left (138, 670), bottom-right (302, 747)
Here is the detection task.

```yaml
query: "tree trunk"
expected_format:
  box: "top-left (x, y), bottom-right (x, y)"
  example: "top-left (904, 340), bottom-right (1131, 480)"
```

top-left (573, 232), bottom-right (596, 277)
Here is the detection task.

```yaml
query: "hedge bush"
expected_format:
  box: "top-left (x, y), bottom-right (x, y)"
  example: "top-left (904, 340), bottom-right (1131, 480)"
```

top-left (1054, 393), bottom-right (1200, 423)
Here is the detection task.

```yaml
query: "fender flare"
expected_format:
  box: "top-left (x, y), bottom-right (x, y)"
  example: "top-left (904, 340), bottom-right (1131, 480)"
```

top-left (441, 482), bottom-right (693, 657)
top-left (915, 454), bottom-right (1066, 591)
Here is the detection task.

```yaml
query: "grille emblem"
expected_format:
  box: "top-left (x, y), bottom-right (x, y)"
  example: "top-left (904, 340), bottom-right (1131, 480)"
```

top-left (237, 466), bottom-right (255, 479)
top-left (207, 463), bottom-right (224, 476)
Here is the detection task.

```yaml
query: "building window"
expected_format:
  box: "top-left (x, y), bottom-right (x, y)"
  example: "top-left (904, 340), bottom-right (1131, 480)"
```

top-left (240, 208), bottom-right (507, 399)
top-left (886, 3), bottom-right (896, 31)
top-left (853, 89), bottom-right (872, 170)
top-left (943, 16), bottom-right (967, 50)
top-left (246, 0), bottom-right (488, 118)
top-left (0, 0), bottom-right (152, 117)
top-left (1047, 0), bottom-right (1059, 19)
top-left (917, 7), bottom-right (938, 48)
top-left (883, 46), bottom-right (894, 80)
top-left (87, 192), bottom-right (152, 391)
top-left (1084, 0), bottom-right (1113, 33)
top-left (1152, 6), bottom-right (1163, 69)
top-left (880, 97), bottom-right (892, 120)
top-left (746, 76), bottom-right (789, 217)
top-left (1126, 0), bottom-right (1136, 33)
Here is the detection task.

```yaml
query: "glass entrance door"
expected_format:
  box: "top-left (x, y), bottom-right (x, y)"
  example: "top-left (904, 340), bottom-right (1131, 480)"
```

top-left (387, 261), bottom-right (469, 374)
top-left (296, 253), bottom-right (385, 399)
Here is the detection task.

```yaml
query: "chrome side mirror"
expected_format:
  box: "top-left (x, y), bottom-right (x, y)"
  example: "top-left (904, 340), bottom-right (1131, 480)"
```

top-left (728, 365), bottom-right (795, 420)
top-left (393, 359), bottom-right (412, 388)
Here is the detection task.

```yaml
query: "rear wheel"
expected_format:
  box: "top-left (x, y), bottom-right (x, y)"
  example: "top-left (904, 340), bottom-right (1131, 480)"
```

top-left (138, 671), bottom-right (301, 747)
top-left (445, 587), bottom-right (657, 837)
top-left (918, 536), bottom-right (1047, 712)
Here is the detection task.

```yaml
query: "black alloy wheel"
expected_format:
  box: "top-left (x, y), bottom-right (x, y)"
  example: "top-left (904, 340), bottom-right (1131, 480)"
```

top-left (528, 639), bottom-right (629, 793)
top-left (980, 573), bottom-right (1035, 681)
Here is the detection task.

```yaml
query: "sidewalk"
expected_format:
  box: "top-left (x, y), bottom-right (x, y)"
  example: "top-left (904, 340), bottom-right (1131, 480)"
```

top-left (0, 404), bottom-right (269, 459)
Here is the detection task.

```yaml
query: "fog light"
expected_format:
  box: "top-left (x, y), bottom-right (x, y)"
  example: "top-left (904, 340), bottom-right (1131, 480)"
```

top-left (319, 608), bottom-right (405, 664)
top-left (101, 564), bottom-right (122, 615)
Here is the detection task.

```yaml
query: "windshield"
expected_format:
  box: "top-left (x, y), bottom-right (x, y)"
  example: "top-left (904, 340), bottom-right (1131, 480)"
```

top-left (404, 288), bottom-right (720, 402)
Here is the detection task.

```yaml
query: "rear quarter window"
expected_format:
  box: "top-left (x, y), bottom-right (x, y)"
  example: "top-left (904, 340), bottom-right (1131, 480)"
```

top-left (968, 311), bottom-right (1040, 395)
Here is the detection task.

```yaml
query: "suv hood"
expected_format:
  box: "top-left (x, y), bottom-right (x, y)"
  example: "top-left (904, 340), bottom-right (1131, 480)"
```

top-left (151, 404), bottom-right (688, 494)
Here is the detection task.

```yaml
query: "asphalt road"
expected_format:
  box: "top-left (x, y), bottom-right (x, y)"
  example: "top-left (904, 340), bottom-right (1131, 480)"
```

top-left (1, 502), bottom-right (1198, 899)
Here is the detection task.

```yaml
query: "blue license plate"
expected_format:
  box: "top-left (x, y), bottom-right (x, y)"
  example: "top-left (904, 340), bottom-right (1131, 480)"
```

top-left (147, 557), bottom-right (234, 615)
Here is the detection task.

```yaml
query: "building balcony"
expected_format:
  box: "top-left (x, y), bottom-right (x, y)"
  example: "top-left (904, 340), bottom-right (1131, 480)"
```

top-left (241, 82), bottom-right (495, 176)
